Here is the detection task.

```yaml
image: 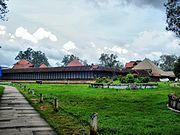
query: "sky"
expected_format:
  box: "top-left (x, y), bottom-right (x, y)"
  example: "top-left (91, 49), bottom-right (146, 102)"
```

top-left (0, 0), bottom-right (179, 67)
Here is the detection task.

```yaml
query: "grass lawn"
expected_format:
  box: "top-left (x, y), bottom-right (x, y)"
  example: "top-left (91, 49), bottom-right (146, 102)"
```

top-left (16, 82), bottom-right (180, 135)
top-left (0, 86), bottom-right (4, 97)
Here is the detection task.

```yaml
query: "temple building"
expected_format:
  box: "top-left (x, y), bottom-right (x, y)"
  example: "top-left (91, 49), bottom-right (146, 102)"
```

top-left (1, 58), bottom-right (176, 82)
top-left (1, 59), bottom-right (121, 82)
top-left (131, 58), bottom-right (175, 81)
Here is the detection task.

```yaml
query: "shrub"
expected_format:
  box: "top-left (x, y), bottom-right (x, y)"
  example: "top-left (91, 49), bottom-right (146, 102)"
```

top-left (126, 74), bottom-right (135, 83)
top-left (120, 76), bottom-right (126, 83)
top-left (135, 78), bottom-right (141, 83)
top-left (136, 77), bottom-right (150, 83)
top-left (141, 77), bottom-right (150, 83)
top-left (95, 77), bottom-right (102, 83)
top-left (95, 77), bottom-right (112, 84)
top-left (133, 74), bottom-right (138, 78)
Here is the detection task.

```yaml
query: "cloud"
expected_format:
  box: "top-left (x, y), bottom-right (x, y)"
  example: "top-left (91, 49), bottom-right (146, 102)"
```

top-left (33, 28), bottom-right (57, 42)
top-left (126, 0), bottom-right (164, 9)
top-left (110, 46), bottom-right (128, 54)
top-left (63, 41), bottom-right (77, 51)
top-left (0, 25), bottom-right (6, 35)
top-left (88, 0), bottom-right (164, 9)
top-left (0, 25), bottom-right (6, 30)
top-left (123, 31), bottom-right (180, 60)
top-left (15, 27), bottom-right (57, 43)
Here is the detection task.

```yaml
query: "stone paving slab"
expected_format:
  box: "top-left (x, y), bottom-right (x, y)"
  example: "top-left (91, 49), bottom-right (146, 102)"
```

top-left (0, 85), bottom-right (57, 135)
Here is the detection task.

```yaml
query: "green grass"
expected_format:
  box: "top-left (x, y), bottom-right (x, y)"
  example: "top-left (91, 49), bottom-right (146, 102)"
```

top-left (0, 86), bottom-right (4, 97)
top-left (16, 82), bottom-right (180, 135)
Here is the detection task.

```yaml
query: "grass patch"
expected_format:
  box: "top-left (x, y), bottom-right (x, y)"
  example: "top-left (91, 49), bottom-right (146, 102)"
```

top-left (0, 86), bottom-right (4, 98)
top-left (16, 82), bottom-right (180, 135)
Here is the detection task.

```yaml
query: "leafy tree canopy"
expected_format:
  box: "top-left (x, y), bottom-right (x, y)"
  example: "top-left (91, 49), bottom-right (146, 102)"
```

top-left (0, 0), bottom-right (8, 21)
top-left (99, 53), bottom-right (123, 68)
top-left (154, 54), bottom-right (178, 71)
top-left (165, 0), bottom-right (180, 38)
top-left (15, 48), bottom-right (50, 67)
top-left (61, 55), bottom-right (76, 66)
top-left (174, 58), bottom-right (180, 78)
top-left (61, 54), bottom-right (87, 66)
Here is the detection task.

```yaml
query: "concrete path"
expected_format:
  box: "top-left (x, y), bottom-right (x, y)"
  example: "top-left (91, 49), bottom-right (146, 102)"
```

top-left (0, 85), bottom-right (57, 135)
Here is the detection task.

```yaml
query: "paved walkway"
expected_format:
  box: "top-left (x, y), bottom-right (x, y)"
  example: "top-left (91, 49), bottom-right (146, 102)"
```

top-left (0, 85), bottom-right (57, 135)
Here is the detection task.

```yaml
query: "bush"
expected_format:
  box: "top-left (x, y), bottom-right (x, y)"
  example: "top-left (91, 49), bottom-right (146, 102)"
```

top-left (126, 74), bottom-right (135, 83)
top-left (120, 76), bottom-right (126, 83)
top-left (95, 75), bottom-right (149, 84)
top-left (136, 77), bottom-right (150, 83)
top-left (141, 77), bottom-right (150, 83)
top-left (95, 77), bottom-right (112, 84)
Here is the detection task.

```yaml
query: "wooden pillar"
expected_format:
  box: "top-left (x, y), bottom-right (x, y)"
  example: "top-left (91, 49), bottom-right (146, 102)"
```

top-left (32, 89), bottom-right (34, 95)
top-left (40, 93), bottom-right (43, 103)
top-left (54, 97), bottom-right (58, 112)
top-left (90, 113), bottom-right (98, 135)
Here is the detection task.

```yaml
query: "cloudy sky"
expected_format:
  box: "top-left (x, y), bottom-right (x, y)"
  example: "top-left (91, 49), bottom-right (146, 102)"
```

top-left (0, 0), bottom-right (179, 67)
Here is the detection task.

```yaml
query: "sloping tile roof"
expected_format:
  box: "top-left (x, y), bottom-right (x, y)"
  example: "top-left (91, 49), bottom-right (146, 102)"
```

top-left (125, 62), bottom-right (137, 68)
top-left (13, 59), bottom-right (34, 69)
top-left (39, 64), bottom-right (48, 68)
top-left (16, 59), bottom-right (31, 65)
top-left (133, 58), bottom-right (175, 77)
top-left (3, 66), bottom-right (121, 73)
top-left (67, 59), bottom-right (84, 67)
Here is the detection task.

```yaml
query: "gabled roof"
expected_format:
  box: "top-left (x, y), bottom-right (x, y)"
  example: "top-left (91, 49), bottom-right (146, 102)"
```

top-left (15, 59), bottom-right (31, 65)
top-left (13, 59), bottom-right (34, 69)
top-left (67, 59), bottom-right (84, 67)
top-left (133, 58), bottom-right (175, 77)
top-left (39, 64), bottom-right (48, 68)
top-left (125, 61), bottom-right (140, 69)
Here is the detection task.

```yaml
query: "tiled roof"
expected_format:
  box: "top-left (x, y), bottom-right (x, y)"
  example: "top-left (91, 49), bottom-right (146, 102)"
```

top-left (125, 62), bottom-right (135, 68)
top-left (13, 59), bottom-right (34, 69)
top-left (39, 64), bottom-right (48, 68)
top-left (16, 59), bottom-right (32, 65)
top-left (3, 66), bottom-right (121, 73)
top-left (133, 58), bottom-right (175, 77)
top-left (125, 62), bottom-right (139, 69)
top-left (67, 59), bottom-right (84, 67)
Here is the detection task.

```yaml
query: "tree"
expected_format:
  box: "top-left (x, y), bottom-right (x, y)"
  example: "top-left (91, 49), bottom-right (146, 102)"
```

top-left (15, 48), bottom-right (33, 62)
top-left (158, 55), bottom-right (178, 71)
top-left (153, 60), bottom-right (160, 66)
top-left (61, 54), bottom-right (87, 66)
top-left (165, 0), bottom-right (180, 38)
top-left (99, 53), bottom-right (123, 68)
top-left (15, 48), bottom-right (50, 67)
top-left (61, 54), bottom-right (76, 66)
top-left (174, 58), bottom-right (180, 78)
top-left (0, 0), bottom-right (9, 21)
top-left (31, 51), bottom-right (49, 67)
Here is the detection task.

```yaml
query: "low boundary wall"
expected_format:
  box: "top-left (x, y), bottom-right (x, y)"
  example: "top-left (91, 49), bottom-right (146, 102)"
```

top-left (90, 83), bottom-right (158, 89)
